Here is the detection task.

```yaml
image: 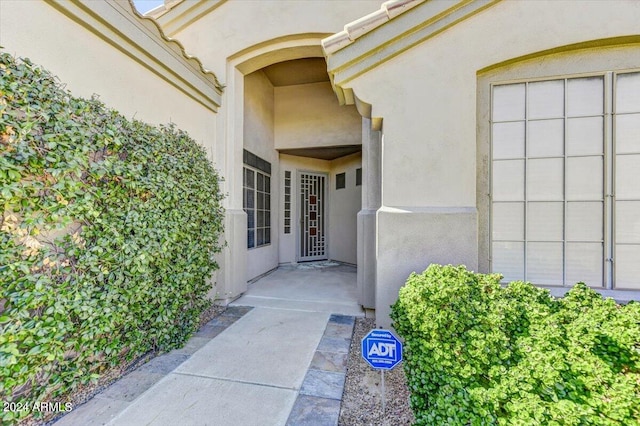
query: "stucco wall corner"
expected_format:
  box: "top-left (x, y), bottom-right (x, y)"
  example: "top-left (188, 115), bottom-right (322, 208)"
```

top-left (375, 207), bottom-right (479, 328)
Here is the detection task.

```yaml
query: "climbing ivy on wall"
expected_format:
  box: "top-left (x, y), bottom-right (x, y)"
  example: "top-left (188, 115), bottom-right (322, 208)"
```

top-left (0, 52), bottom-right (225, 423)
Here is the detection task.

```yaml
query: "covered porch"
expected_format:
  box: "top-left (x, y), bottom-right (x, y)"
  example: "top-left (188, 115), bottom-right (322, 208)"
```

top-left (232, 261), bottom-right (364, 317)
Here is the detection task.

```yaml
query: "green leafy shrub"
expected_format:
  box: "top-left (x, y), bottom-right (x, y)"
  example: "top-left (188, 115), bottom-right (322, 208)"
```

top-left (391, 264), bottom-right (640, 425)
top-left (0, 53), bottom-right (225, 422)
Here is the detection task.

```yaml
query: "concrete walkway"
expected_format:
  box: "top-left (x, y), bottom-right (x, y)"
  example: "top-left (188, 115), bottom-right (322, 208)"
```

top-left (54, 263), bottom-right (363, 426)
top-left (236, 262), bottom-right (363, 316)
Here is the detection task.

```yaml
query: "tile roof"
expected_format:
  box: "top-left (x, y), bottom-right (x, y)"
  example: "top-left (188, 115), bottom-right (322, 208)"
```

top-left (322, 0), bottom-right (425, 54)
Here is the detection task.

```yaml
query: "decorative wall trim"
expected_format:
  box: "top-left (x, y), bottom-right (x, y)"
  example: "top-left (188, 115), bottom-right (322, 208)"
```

top-left (478, 35), bottom-right (640, 75)
top-left (46, 0), bottom-right (223, 111)
top-left (152, 0), bottom-right (227, 38)
top-left (379, 206), bottom-right (478, 214)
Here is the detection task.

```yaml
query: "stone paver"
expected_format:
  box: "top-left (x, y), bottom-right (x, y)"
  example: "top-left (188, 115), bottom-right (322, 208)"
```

top-left (299, 370), bottom-right (347, 400)
top-left (309, 351), bottom-right (348, 373)
top-left (193, 324), bottom-right (227, 339)
top-left (317, 336), bottom-right (351, 354)
top-left (285, 395), bottom-right (341, 426)
top-left (135, 353), bottom-right (190, 375)
top-left (98, 371), bottom-right (166, 402)
top-left (328, 314), bottom-right (355, 325)
top-left (286, 312), bottom-right (356, 426)
top-left (170, 337), bottom-right (210, 356)
top-left (223, 306), bottom-right (254, 317)
top-left (53, 397), bottom-right (129, 426)
top-left (323, 322), bottom-right (355, 339)
top-left (206, 314), bottom-right (240, 327)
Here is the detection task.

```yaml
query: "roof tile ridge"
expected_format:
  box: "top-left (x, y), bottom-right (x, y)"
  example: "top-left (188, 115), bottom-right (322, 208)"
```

top-left (125, 0), bottom-right (224, 91)
top-left (322, 0), bottom-right (425, 54)
top-left (146, 0), bottom-right (183, 19)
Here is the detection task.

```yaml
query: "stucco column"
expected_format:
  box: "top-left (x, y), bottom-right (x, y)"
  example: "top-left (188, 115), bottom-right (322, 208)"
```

top-left (214, 67), bottom-right (248, 304)
top-left (357, 117), bottom-right (381, 311)
top-left (374, 129), bottom-right (478, 328)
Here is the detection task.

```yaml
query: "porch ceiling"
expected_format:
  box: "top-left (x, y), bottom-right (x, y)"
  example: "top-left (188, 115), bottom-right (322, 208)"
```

top-left (262, 58), bottom-right (329, 87)
top-left (278, 145), bottom-right (361, 161)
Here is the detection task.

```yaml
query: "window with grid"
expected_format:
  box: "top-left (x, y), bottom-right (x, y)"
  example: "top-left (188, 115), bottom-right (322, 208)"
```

top-left (243, 150), bottom-right (271, 249)
top-left (490, 71), bottom-right (640, 290)
top-left (284, 170), bottom-right (291, 234)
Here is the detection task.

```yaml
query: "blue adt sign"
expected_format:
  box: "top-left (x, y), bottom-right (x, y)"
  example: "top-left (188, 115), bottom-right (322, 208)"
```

top-left (361, 329), bottom-right (403, 370)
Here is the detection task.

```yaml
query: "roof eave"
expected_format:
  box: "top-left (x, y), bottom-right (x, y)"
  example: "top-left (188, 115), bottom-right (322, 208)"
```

top-left (323, 0), bottom-right (500, 106)
top-left (46, 0), bottom-right (223, 112)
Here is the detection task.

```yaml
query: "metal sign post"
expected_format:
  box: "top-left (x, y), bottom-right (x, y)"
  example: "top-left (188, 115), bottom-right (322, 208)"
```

top-left (361, 329), bottom-right (403, 415)
top-left (381, 369), bottom-right (385, 413)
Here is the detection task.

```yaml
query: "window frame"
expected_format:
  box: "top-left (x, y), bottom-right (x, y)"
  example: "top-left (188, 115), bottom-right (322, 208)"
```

top-left (284, 170), bottom-right (291, 234)
top-left (336, 172), bottom-right (346, 190)
top-left (488, 69), bottom-right (640, 290)
top-left (243, 152), bottom-right (271, 250)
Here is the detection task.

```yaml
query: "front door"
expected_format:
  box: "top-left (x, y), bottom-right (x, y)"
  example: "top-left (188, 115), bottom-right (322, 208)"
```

top-left (298, 172), bottom-right (327, 261)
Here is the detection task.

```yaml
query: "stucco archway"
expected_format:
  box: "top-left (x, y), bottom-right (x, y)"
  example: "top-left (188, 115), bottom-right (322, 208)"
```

top-left (220, 34), bottom-right (376, 311)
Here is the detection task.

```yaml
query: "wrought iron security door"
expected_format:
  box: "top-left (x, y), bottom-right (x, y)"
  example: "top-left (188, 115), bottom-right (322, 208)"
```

top-left (299, 172), bottom-right (327, 261)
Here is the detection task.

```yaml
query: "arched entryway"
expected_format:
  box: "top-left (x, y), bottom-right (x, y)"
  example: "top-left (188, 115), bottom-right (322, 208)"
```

top-left (220, 35), bottom-right (378, 314)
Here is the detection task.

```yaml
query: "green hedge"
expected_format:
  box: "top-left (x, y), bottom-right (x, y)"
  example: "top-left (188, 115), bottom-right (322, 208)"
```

top-left (391, 264), bottom-right (640, 425)
top-left (0, 53), bottom-right (224, 422)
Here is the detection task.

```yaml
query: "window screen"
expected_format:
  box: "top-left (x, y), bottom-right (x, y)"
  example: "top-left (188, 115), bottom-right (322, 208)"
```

top-left (491, 77), bottom-right (605, 287)
top-left (491, 71), bottom-right (640, 290)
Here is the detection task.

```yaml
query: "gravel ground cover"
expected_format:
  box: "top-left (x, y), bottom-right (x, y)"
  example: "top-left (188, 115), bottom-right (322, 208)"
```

top-left (339, 318), bottom-right (414, 426)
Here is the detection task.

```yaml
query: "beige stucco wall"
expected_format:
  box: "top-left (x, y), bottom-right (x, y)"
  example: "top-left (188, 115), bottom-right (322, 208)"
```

top-left (244, 71), bottom-right (275, 157)
top-left (243, 70), bottom-right (362, 277)
top-left (328, 153), bottom-right (362, 264)
top-left (332, 0), bottom-right (640, 326)
top-left (278, 153), bottom-right (361, 265)
top-left (275, 82), bottom-right (362, 150)
top-left (243, 75), bottom-right (361, 280)
top-left (167, 1), bottom-right (382, 79)
top-left (159, 0), bottom-right (379, 298)
top-left (0, 0), bottom-right (217, 157)
top-left (244, 70), bottom-right (279, 280)
top-left (345, 0), bottom-right (640, 209)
